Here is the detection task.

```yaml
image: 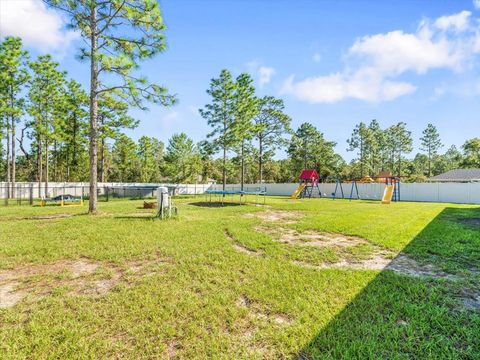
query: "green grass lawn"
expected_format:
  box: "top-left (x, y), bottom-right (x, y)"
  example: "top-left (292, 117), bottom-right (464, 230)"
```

top-left (0, 197), bottom-right (479, 359)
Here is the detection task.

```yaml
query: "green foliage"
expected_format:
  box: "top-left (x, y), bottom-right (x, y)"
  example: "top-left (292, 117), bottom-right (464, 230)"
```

top-left (232, 73), bottom-right (258, 189)
top-left (420, 123), bottom-right (443, 177)
top-left (137, 136), bottom-right (164, 182)
top-left (288, 122), bottom-right (340, 179)
top-left (347, 121), bottom-right (373, 177)
top-left (461, 138), bottom-right (480, 168)
top-left (200, 69), bottom-right (237, 189)
top-left (27, 55), bottom-right (66, 186)
top-left (0, 37), bottom-right (30, 191)
top-left (110, 134), bottom-right (139, 182)
top-left (254, 96), bottom-right (291, 182)
top-left (164, 133), bottom-right (201, 183)
top-left (46, 0), bottom-right (176, 110)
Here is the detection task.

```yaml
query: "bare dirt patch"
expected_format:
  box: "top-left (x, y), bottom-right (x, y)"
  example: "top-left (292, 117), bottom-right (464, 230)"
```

top-left (255, 225), bottom-right (459, 280)
top-left (244, 210), bottom-right (303, 224)
top-left (460, 290), bottom-right (480, 309)
top-left (293, 253), bottom-right (460, 281)
top-left (0, 255), bottom-right (169, 309)
top-left (225, 230), bottom-right (263, 257)
top-left (259, 227), bottom-right (367, 248)
top-left (0, 282), bottom-right (26, 309)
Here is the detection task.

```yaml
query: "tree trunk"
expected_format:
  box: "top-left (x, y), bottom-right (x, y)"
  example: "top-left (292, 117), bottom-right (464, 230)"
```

top-left (241, 140), bottom-right (245, 191)
top-left (398, 152), bottom-right (402, 177)
top-left (303, 141), bottom-right (307, 170)
top-left (53, 140), bottom-right (57, 182)
top-left (6, 125), bottom-right (10, 199)
top-left (73, 113), bottom-right (78, 168)
top-left (222, 146), bottom-right (226, 191)
top-left (11, 116), bottom-right (16, 199)
top-left (428, 149), bottom-right (431, 177)
top-left (45, 140), bottom-right (49, 196)
top-left (38, 136), bottom-right (42, 198)
top-left (360, 139), bottom-right (364, 177)
top-left (258, 137), bottom-right (263, 184)
top-left (100, 137), bottom-right (105, 182)
top-left (89, 4), bottom-right (98, 213)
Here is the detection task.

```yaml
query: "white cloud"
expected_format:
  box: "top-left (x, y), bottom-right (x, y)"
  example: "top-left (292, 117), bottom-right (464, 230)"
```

top-left (258, 66), bottom-right (276, 86)
top-left (0, 0), bottom-right (78, 53)
top-left (283, 10), bottom-right (480, 103)
top-left (434, 11), bottom-right (471, 32)
top-left (474, 0), bottom-right (480, 10)
top-left (312, 53), bottom-right (321, 62)
top-left (246, 60), bottom-right (276, 86)
top-left (281, 71), bottom-right (416, 103)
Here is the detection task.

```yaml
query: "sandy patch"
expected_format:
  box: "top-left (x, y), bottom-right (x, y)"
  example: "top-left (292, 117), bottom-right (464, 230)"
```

top-left (293, 253), bottom-right (461, 281)
top-left (0, 282), bottom-right (26, 309)
top-left (0, 254), bottom-right (169, 309)
top-left (259, 227), bottom-right (367, 248)
top-left (255, 225), bottom-right (459, 280)
top-left (245, 210), bottom-right (303, 224)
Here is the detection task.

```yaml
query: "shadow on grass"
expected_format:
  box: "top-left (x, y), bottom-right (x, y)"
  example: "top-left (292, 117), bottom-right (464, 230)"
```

top-left (114, 215), bottom-right (156, 220)
top-left (296, 207), bottom-right (480, 359)
top-left (189, 201), bottom-right (242, 207)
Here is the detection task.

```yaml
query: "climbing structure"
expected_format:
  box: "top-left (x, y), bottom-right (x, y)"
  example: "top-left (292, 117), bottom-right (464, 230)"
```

top-left (291, 169), bottom-right (321, 199)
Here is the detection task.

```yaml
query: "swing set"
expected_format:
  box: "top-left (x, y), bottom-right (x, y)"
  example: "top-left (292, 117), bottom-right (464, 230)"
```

top-left (332, 172), bottom-right (401, 203)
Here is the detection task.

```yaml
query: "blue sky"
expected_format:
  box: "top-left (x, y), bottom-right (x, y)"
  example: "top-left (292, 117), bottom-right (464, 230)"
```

top-left (1, 0), bottom-right (480, 160)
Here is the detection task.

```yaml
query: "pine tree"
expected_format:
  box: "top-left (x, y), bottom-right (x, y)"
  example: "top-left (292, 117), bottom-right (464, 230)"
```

top-left (254, 96), bottom-right (291, 183)
top-left (347, 122), bottom-right (372, 177)
top-left (390, 122), bottom-right (413, 176)
top-left (137, 136), bottom-right (157, 183)
top-left (60, 80), bottom-right (89, 181)
top-left (462, 138), bottom-right (480, 168)
top-left (97, 94), bottom-right (138, 182)
top-left (420, 123), bottom-right (443, 177)
top-left (232, 73), bottom-right (258, 190)
top-left (45, 0), bottom-right (176, 213)
top-left (199, 69), bottom-right (236, 191)
top-left (0, 37), bottom-right (30, 198)
top-left (164, 133), bottom-right (199, 183)
top-left (27, 55), bottom-right (65, 197)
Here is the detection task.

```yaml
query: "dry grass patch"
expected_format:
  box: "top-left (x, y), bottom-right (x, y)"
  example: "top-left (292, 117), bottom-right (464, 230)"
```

top-left (244, 210), bottom-right (303, 223)
top-left (0, 254), bottom-right (169, 309)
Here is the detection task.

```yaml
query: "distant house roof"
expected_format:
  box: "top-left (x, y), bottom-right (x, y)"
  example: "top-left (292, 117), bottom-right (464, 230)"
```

top-left (429, 169), bottom-right (480, 182)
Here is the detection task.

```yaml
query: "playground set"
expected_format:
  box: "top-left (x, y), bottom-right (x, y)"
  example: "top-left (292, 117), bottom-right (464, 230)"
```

top-left (291, 169), bottom-right (400, 204)
top-left (291, 169), bottom-right (322, 199)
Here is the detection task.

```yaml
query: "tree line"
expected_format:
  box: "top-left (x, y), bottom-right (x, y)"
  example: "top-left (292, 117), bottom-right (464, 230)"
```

top-left (1, 1), bottom-right (480, 215)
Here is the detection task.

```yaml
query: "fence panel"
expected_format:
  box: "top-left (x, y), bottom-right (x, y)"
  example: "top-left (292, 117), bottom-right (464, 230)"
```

top-left (1, 181), bottom-right (479, 205)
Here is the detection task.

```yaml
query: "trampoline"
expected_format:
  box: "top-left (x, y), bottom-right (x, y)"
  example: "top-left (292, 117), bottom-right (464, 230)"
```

top-left (205, 187), bottom-right (267, 205)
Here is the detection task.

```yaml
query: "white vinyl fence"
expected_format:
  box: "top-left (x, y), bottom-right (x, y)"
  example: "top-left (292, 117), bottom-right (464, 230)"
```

top-left (0, 182), bottom-right (213, 199)
top-left (211, 182), bottom-right (480, 204)
top-left (1, 181), bottom-right (479, 204)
